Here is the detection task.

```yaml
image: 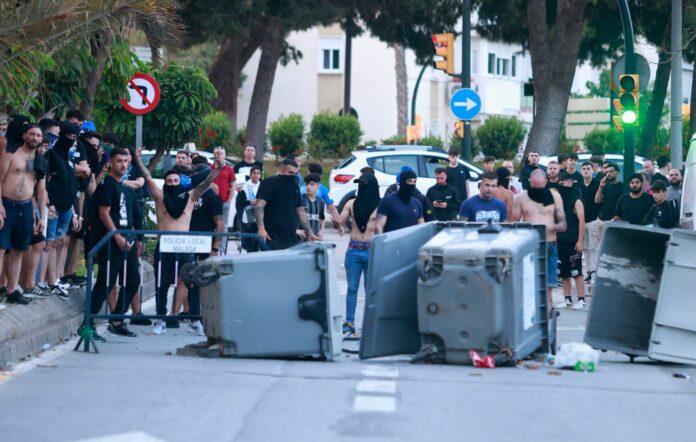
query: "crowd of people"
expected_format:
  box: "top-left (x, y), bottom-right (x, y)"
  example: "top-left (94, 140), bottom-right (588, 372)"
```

top-left (1, 111), bottom-right (686, 340)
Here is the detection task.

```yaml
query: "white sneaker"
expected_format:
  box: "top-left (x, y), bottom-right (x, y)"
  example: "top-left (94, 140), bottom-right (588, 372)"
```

top-left (54, 281), bottom-right (71, 291)
top-left (572, 298), bottom-right (588, 310)
top-left (151, 320), bottom-right (166, 335)
top-left (188, 321), bottom-right (205, 336)
top-left (554, 298), bottom-right (573, 309)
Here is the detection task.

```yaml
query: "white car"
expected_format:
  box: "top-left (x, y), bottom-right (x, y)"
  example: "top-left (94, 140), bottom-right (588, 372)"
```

top-left (140, 150), bottom-right (235, 188)
top-left (329, 145), bottom-right (483, 208)
top-left (538, 153), bottom-right (645, 177)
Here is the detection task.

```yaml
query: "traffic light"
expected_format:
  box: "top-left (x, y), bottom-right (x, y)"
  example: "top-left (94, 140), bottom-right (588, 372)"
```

top-left (613, 74), bottom-right (639, 129)
top-left (454, 120), bottom-right (464, 138)
top-left (432, 33), bottom-right (454, 74)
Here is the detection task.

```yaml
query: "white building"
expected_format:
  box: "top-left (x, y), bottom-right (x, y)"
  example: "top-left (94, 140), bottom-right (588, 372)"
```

top-left (236, 24), bottom-right (693, 148)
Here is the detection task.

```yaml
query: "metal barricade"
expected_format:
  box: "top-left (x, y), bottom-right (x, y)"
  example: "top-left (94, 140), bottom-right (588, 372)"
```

top-left (74, 229), bottom-right (267, 353)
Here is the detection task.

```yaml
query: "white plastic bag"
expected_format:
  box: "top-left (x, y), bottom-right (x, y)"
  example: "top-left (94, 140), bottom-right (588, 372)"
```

top-left (554, 342), bottom-right (600, 372)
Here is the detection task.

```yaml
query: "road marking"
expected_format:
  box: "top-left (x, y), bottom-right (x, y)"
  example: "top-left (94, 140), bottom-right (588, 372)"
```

top-left (362, 366), bottom-right (399, 378)
top-left (74, 430), bottom-right (165, 442)
top-left (356, 379), bottom-right (397, 395)
top-left (353, 395), bottom-right (397, 413)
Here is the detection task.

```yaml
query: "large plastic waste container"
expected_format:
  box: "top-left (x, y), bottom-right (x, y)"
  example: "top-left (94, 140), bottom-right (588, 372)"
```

top-left (417, 223), bottom-right (548, 364)
top-left (359, 221), bottom-right (551, 362)
top-left (193, 242), bottom-right (342, 360)
top-left (584, 223), bottom-right (671, 359)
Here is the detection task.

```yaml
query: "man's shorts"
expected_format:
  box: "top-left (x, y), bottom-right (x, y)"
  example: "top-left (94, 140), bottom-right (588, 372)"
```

top-left (0, 197), bottom-right (33, 251)
top-left (68, 221), bottom-right (85, 240)
top-left (46, 207), bottom-right (73, 241)
top-left (547, 241), bottom-right (559, 288)
top-left (558, 240), bottom-right (583, 279)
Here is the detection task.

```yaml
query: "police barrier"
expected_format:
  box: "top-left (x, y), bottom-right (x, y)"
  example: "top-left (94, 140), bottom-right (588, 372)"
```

top-left (75, 229), bottom-right (267, 353)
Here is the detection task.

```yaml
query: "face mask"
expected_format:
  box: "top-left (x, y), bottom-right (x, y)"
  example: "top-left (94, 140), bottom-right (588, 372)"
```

top-left (527, 187), bottom-right (555, 206)
top-left (163, 184), bottom-right (188, 219)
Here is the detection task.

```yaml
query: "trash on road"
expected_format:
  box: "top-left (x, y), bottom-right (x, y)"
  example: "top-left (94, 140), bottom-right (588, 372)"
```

top-left (554, 342), bottom-right (599, 372)
top-left (673, 372), bottom-right (691, 380)
top-left (469, 350), bottom-right (496, 368)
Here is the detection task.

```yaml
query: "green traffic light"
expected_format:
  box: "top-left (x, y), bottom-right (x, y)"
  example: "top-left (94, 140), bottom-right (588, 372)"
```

top-left (621, 110), bottom-right (637, 124)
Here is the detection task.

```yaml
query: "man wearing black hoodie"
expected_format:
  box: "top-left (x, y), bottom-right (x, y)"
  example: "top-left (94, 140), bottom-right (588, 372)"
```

top-left (376, 169), bottom-right (424, 233)
top-left (338, 172), bottom-right (381, 336)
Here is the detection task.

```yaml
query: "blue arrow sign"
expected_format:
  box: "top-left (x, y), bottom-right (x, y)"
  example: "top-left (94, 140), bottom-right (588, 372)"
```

top-left (450, 88), bottom-right (481, 120)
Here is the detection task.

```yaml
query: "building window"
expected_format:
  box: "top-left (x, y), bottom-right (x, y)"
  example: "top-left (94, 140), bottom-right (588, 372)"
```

top-left (488, 53), bottom-right (495, 74)
top-left (511, 55), bottom-right (517, 77)
top-left (318, 38), bottom-right (342, 73)
top-left (502, 59), bottom-right (510, 76)
top-left (496, 58), bottom-right (502, 75)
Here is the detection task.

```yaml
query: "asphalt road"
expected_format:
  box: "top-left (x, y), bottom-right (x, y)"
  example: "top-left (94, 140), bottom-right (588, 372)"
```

top-left (0, 229), bottom-right (694, 442)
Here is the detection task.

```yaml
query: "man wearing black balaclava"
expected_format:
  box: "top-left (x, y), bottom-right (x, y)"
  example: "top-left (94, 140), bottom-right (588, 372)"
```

top-left (133, 154), bottom-right (222, 335)
top-left (376, 169), bottom-right (424, 233)
top-left (337, 172), bottom-right (381, 336)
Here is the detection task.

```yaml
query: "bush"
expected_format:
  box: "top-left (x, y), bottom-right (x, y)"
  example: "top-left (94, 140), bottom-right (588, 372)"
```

top-left (307, 112), bottom-right (362, 159)
top-left (448, 132), bottom-right (481, 157)
top-left (267, 113), bottom-right (305, 158)
top-left (583, 128), bottom-right (623, 154)
top-left (198, 112), bottom-right (233, 152)
top-left (418, 134), bottom-right (445, 148)
top-left (381, 134), bottom-right (409, 145)
top-left (473, 116), bottom-right (526, 159)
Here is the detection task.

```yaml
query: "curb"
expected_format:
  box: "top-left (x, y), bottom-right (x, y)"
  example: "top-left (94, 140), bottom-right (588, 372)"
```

top-left (0, 261), bottom-right (155, 370)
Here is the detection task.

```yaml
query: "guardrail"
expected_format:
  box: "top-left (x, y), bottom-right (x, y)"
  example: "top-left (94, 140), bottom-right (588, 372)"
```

top-left (75, 229), bottom-right (267, 353)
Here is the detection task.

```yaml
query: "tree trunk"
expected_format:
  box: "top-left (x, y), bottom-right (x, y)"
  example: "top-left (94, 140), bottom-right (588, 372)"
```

top-left (524, 0), bottom-right (588, 157)
top-left (209, 34), bottom-right (264, 132)
top-left (245, 22), bottom-right (286, 159)
top-left (639, 26), bottom-right (671, 159)
top-left (394, 44), bottom-right (408, 137)
top-left (80, 32), bottom-right (113, 119)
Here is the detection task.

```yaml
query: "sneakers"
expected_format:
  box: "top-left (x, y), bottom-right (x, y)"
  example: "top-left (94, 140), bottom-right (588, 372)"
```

top-left (62, 274), bottom-right (87, 286)
top-left (188, 320), bottom-right (205, 336)
top-left (572, 298), bottom-right (588, 310)
top-left (108, 322), bottom-right (137, 338)
top-left (49, 285), bottom-right (70, 299)
top-left (54, 280), bottom-right (71, 292)
top-left (584, 271), bottom-right (595, 283)
top-left (342, 322), bottom-right (356, 337)
top-left (151, 320), bottom-right (166, 335)
top-left (6, 290), bottom-right (31, 305)
top-left (92, 328), bottom-right (107, 343)
top-left (554, 297), bottom-right (573, 309)
top-left (23, 286), bottom-right (51, 299)
top-left (129, 312), bottom-right (152, 326)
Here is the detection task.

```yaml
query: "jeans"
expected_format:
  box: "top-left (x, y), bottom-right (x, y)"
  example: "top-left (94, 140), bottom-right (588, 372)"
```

top-left (344, 247), bottom-right (370, 323)
top-left (46, 207), bottom-right (73, 241)
top-left (583, 219), bottom-right (600, 274)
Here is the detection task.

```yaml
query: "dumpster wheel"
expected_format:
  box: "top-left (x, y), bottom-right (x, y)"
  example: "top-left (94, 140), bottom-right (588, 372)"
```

top-left (193, 262), bottom-right (220, 287)
top-left (180, 262), bottom-right (198, 287)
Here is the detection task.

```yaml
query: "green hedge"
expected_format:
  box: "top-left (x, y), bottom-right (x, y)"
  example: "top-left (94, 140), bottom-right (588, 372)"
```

top-left (307, 112), bottom-right (362, 159)
top-left (267, 113), bottom-right (305, 158)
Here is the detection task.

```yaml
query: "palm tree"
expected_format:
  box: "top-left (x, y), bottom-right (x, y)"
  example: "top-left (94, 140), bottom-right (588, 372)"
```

top-left (0, 0), bottom-right (181, 114)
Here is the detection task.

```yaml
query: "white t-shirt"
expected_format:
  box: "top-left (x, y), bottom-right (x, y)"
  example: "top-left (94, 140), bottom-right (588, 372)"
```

top-left (241, 180), bottom-right (261, 224)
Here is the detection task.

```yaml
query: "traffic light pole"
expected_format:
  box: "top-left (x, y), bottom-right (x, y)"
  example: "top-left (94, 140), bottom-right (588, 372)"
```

top-left (618, 0), bottom-right (635, 187)
top-left (460, 0), bottom-right (472, 161)
top-left (670, 0), bottom-right (683, 170)
top-left (411, 63), bottom-right (429, 125)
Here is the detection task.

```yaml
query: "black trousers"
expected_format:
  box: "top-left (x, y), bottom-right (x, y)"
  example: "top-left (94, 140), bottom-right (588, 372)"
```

top-left (241, 223), bottom-right (260, 252)
top-left (154, 242), bottom-right (194, 316)
top-left (91, 243), bottom-right (141, 316)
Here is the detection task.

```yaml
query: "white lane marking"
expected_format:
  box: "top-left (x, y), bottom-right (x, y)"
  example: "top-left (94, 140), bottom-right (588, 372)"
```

top-left (557, 326), bottom-right (586, 331)
top-left (74, 431), bottom-right (166, 442)
top-left (356, 380), bottom-right (397, 395)
top-left (362, 366), bottom-right (399, 378)
top-left (353, 395), bottom-right (397, 413)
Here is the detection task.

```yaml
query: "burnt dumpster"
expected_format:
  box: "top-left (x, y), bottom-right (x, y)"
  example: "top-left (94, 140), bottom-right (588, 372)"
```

top-left (188, 242), bottom-right (342, 360)
top-left (359, 222), bottom-right (551, 364)
top-left (584, 224), bottom-right (696, 364)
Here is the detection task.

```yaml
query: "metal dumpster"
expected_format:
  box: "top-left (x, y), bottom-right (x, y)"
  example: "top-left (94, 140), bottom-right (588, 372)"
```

top-left (194, 242), bottom-right (342, 360)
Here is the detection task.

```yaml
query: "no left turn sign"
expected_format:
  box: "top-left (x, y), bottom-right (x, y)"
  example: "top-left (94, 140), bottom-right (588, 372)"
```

top-left (120, 72), bottom-right (161, 115)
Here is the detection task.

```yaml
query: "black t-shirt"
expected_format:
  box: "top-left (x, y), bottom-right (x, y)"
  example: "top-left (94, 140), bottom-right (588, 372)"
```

top-left (558, 189), bottom-right (582, 242)
top-left (256, 175), bottom-right (302, 241)
top-left (73, 140), bottom-right (89, 192)
top-left (127, 163), bottom-right (145, 202)
top-left (233, 160), bottom-right (264, 181)
top-left (377, 193), bottom-right (423, 232)
top-left (547, 180), bottom-right (561, 192)
top-left (190, 189), bottom-right (223, 232)
top-left (643, 199), bottom-right (680, 228)
top-left (580, 178), bottom-right (602, 222)
top-left (616, 192), bottom-right (654, 225)
top-left (46, 149), bottom-right (78, 211)
top-left (598, 182), bottom-right (625, 221)
top-left (446, 164), bottom-right (470, 200)
top-left (92, 175), bottom-right (133, 240)
top-left (652, 172), bottom-right (669, 185)
top-left (568, 170), bottom-right (583, 188)
top-left (426, 183), bottom-right (460, 221)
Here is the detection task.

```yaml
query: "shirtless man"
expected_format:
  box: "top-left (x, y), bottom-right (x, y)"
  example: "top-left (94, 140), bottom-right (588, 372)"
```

top-left (338, 172), bottom-right (381, 336)
top-left (0, 125), bottom-right (47, 304)
top-left (512, 169), bottom-right (567, 310)
top-left (134, 154), bottom-right (221, 334)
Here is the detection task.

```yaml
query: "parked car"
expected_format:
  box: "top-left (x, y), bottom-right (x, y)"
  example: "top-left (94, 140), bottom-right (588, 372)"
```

top-left (538, 153), bottom-right (645, 179)
top-left (329, 145), bottom-right (483, 210)
top-left (681, 135), bottom-right (696, 230)
top-left (140, 150), bottom-right (235, 188)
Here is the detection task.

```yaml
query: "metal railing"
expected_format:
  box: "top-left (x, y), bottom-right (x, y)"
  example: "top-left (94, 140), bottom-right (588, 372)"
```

top-left (75, 229), bottom-right (267, 353)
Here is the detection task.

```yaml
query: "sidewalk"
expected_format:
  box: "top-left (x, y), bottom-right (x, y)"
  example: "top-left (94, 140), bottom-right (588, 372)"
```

top-left (0, 262), bottom-right (155, 370)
